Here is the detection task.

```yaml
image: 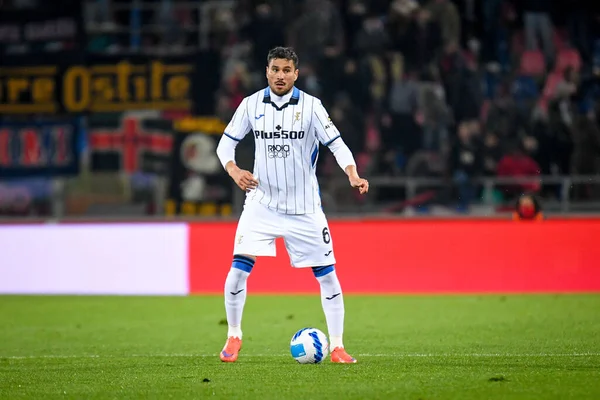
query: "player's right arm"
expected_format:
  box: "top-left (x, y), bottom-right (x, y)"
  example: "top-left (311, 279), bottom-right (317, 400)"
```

top-left (216, 97), bottom-right (259, 191)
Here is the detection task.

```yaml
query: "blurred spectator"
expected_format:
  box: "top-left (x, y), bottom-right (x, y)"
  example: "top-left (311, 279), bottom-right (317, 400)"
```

top-left (330, 92), bottom-right (366, 155)
top-left (344, 0), bottom-right (369, 58)
top-left (571, 113), bottom-right (600, 199)
top-left (449, 121), bottom-right (482, 210)
top-left (417, 70), bottom-right (452, 151)
top-left (295, 64), bottom-right (322, 98)
top-left (395, 6), bottom-right (442, 74)
top-left (426, 0), bottom-right (461, 51)
top-left (518, 0), bottom-right (555, 65)
top-left (243, 2), bottom-right (284, 71)
top-left (353, 13), bottom-right (390, 56)
top-left (482, 131), bottom-right (503, 176)
top-left (385, 72), bottom-right (420, 162)
top-left (522, 134), bottom-right (541, 168)
top-left (554, 66), bottom-right (579, 103)
top-left (222, 61), bottom-right (253, 108)
top-left (289, 0), bottom-right (346, 106)
top-left (287, 0), bottom-right (344, 68)
top-left (86, 0), bottom-right (115, 28)
top-left (485, 82), bottom-right (525, 140)
top-left (578, 66), bottom-right (600, 109)
top-left (211, 7), bottom-right (237, 52)
top-left (481, 0), bottom-right (501, 64)
top-left (439, 45), bottom-right (483, 124)
top-left (339, 59), bottom-right (370, 111)
top-left (155, 0), bottom-right (187, 50)
top-left (496, 141), bottom-right (541, 200)
top-left (545, 99), bottom-right (574, 175)
top-left (455, 0), bottom-right (481, 50)
top-left (566, 0), bottom-right (593, 64)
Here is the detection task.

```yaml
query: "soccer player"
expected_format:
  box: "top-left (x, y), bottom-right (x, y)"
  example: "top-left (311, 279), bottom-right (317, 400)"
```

top-left (215, 46), bottom-right (369, 363)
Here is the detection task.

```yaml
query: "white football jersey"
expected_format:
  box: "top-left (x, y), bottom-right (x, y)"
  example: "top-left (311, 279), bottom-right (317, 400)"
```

top-left (223, 86), bottom-right (341, 215)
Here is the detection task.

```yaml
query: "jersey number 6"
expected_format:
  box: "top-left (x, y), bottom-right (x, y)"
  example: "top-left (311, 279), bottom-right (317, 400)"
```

top-left (322, 227), bottom-right (331, 244)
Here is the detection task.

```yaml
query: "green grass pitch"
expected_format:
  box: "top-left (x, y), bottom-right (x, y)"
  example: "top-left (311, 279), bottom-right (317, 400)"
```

top-left (1, 294), bottom-right (599, 399)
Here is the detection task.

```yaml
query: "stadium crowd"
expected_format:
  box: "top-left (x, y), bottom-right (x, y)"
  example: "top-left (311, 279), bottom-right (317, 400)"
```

top-left (210, 0), bottom-right (600, 208)
top-left (5, 0), bottom-right (600, 209)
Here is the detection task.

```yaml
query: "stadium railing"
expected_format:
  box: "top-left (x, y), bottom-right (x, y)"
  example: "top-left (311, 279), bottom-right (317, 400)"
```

top-left (230, 174), bottom-right (600, 216)
top-left (2, 174), bottom-right (600, 221)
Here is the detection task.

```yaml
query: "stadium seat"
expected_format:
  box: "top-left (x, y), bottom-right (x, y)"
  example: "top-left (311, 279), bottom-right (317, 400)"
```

top-left (519, 50), bottom-right (545, 76)
top-left (512, 75), bottom-right (539, 111)
top-left (555, 48), bottom-right (582, 73)
top-left (512, 76), bottom-right (539, 101)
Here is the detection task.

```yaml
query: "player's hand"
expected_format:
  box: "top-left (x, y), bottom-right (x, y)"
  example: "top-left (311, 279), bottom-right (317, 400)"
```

top-left (229, 166), bottom-right (259, 192)
top-left (349, 175), bottom-right (369, 194)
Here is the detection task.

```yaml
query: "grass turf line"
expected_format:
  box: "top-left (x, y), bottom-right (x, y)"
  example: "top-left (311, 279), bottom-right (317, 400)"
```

top-left (0, 294), bottom-right (599, 399)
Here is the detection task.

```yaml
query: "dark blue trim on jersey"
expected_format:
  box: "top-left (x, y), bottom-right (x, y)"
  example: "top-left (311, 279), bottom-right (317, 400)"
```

top-left (312, 265), bottom-right (334, 277)
top-left (311, 144), bottom-right (319, 168)
top-left (324, 135), bottom-right (341, 146)
top-left (232, 254), bottom-right (255, 273)
top-left (262, 86), bottom-right (300, 111)
top-left (224, 132), bottom-right (241, 142)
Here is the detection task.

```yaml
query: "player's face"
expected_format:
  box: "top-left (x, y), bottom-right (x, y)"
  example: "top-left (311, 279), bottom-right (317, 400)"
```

top-left (266, 58), bottom-right (298, 96)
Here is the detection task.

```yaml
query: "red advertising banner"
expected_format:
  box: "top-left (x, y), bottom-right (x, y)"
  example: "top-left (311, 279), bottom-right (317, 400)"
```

top-left (188, 219), bottom-right (600, 294)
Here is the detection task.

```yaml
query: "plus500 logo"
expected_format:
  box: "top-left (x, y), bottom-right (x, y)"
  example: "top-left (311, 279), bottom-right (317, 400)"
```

top-left (254, 130), bottom-right (305, 139)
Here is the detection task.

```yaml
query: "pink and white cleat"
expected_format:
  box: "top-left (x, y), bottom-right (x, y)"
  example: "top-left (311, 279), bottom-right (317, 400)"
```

top-left (330, 347), bottom-right (357, 363)
top-left (219, 336), bottom-right (242, 362)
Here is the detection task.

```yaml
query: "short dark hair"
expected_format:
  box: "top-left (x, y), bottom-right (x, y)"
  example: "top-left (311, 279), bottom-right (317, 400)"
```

top-left (267, 47), bottom-right (299, 68)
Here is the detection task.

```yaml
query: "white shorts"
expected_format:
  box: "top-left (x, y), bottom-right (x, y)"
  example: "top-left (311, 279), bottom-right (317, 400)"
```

top-left (233, 201), bottom-right (336, 268)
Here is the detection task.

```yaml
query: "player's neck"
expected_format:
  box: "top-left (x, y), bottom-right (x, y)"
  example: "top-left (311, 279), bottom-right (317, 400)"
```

top-left (270, 86), bottom-right (294, 104)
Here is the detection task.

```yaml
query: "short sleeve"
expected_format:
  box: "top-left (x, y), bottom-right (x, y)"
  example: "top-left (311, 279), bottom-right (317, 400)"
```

top-left (313, 101), bottom-right (341, 146)
top-left (223, 97), bottom-right (251, 142)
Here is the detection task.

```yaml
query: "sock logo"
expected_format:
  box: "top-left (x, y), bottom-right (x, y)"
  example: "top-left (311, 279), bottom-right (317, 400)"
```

top-left (325, 293), bottom-right (340, 300)
top-left (230, 289), bottom-right (245, 296)
top-left (324, 250), bottom-right (332, 256)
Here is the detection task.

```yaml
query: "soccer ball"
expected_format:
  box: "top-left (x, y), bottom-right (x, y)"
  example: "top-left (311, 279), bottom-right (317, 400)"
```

top-left (290, 327), bottom-right (329, 364)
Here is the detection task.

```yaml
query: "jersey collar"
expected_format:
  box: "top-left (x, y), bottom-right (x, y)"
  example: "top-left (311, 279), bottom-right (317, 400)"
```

top-left (263, 86), bottom-right (300, 110)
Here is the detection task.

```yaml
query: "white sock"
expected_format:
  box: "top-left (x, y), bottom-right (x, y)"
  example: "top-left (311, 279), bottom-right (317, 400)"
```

top-left (330, 335), bottom-right (344, 349)
top-left (316, 269), bottom-right (345, 348)
top-left (224, 266), bottom-right (250, 339)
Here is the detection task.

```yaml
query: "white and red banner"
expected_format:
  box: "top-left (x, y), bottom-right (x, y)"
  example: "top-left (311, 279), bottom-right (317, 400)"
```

top-left (1, 219), bottom-right (600, 295)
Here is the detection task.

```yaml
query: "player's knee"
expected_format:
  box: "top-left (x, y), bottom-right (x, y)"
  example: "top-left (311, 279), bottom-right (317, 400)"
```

top-left (312, 265), bottom-right (334, 278)
top-left (232, 254), bottom-right (255, 273)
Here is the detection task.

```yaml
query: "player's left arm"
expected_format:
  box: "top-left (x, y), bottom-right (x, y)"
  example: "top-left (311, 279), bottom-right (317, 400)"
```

top-left (313, 101), bottom-right (369, 195)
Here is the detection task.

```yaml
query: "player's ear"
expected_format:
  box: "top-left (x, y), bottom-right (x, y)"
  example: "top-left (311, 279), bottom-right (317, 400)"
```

top-left (294, 68), bottom-right (299, 81)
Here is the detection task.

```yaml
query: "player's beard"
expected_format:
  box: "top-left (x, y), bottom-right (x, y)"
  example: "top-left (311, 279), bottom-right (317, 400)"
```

top-left (270, 81), bottom-right (293, 96)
